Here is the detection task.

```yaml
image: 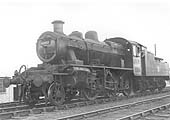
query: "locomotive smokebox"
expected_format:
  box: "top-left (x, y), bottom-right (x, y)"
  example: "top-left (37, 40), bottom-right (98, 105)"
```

top-left (52, 20), bottom-right (64, 34)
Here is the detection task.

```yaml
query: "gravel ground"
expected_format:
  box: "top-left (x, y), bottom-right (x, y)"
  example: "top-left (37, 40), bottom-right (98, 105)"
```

top-left (9, 88), bottom-right (170, 120)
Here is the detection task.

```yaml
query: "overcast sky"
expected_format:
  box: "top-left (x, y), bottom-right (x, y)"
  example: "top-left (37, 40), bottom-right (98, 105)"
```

top-left (0, 0), bottom-right (170, 76)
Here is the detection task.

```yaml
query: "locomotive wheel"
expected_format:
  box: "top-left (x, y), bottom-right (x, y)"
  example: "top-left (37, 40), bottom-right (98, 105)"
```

top-left (158, 80), bottom-right (166, 91)
top-left (158, 87), bottom-right (163, 91)
top-left (105, 70), bottom-right (118, 98)
top-left (80, 71), bottom-right (99, 101)
top-left (158, 85), bottom-right (164, 91)
top-left (22, 85), bottom-right (37, 106)
top-left (121, 72), bottom-right (133, 97)
top-left (150, 88), bottom-right (156, 92)
top-left (82, 88), bottom-right (98, 101)
top-left (48, 82), bottom-right (65, 106)
top-left (106, 90), bottom-right (116, 98)
top-left (123, 89), bottom-right (131, 96)
top-left (122, 77), bottom-right (131, 96)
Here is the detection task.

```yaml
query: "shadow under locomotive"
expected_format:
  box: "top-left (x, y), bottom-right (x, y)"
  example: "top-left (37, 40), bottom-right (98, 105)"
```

top-left (3, 20), bottom-right (169, 106)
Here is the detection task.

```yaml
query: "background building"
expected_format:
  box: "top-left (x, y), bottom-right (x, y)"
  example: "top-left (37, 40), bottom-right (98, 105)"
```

top-left (0, 77), bottom-right (14, 103)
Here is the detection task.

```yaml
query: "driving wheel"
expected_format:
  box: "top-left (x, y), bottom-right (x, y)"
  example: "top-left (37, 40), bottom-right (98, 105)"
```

top-left (48, 82), bottom-right (65, 105)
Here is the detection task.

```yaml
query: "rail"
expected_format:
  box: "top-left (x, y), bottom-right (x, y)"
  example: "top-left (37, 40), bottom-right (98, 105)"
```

top-left (57, 94), bottom-right (170, 120)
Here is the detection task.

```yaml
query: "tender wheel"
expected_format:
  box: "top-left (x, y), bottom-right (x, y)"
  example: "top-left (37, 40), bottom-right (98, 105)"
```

top-left (48, 82), bottom-right (65, 105)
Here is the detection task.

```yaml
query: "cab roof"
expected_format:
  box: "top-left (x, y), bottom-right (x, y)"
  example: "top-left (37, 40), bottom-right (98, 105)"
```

top-left (129, 40), bottom-right (147, 48)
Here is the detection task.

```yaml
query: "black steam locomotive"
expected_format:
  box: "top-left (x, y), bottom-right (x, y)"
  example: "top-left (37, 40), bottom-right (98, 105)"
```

top-left (3, 20), bottom-right (169, 105)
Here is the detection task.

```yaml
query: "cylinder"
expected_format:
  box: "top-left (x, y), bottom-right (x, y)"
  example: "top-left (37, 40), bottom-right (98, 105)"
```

top-left (51, 20), bottom-right (64, 34)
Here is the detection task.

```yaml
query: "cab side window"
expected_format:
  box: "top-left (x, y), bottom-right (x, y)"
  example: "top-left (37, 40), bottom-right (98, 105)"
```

top-left (133, 45), bottom-right (140, 57)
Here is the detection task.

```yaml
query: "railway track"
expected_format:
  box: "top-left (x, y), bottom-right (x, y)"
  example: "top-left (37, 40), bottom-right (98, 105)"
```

top-left (0, 87), bottom-right (169, 109)
top-left (119, 103), bottom-right (170, 120)
top-left (57, 95), bottom-right (170, 120)
top-left (1, 87), bottom-right (170, 119)
top-left (0, 101), bottom-right (25, 108)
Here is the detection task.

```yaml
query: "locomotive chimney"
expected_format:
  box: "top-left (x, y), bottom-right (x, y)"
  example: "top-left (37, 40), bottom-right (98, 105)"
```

top-left (52, 20), bottom-right (64, 34)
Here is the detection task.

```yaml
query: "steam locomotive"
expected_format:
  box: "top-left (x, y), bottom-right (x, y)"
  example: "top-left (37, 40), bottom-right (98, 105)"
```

top-left (3, 20), bottom-right (169, 105)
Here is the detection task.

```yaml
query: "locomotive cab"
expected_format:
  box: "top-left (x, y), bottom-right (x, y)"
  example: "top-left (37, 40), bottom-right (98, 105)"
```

top-left (131, 41), bottom-right (147, 76)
